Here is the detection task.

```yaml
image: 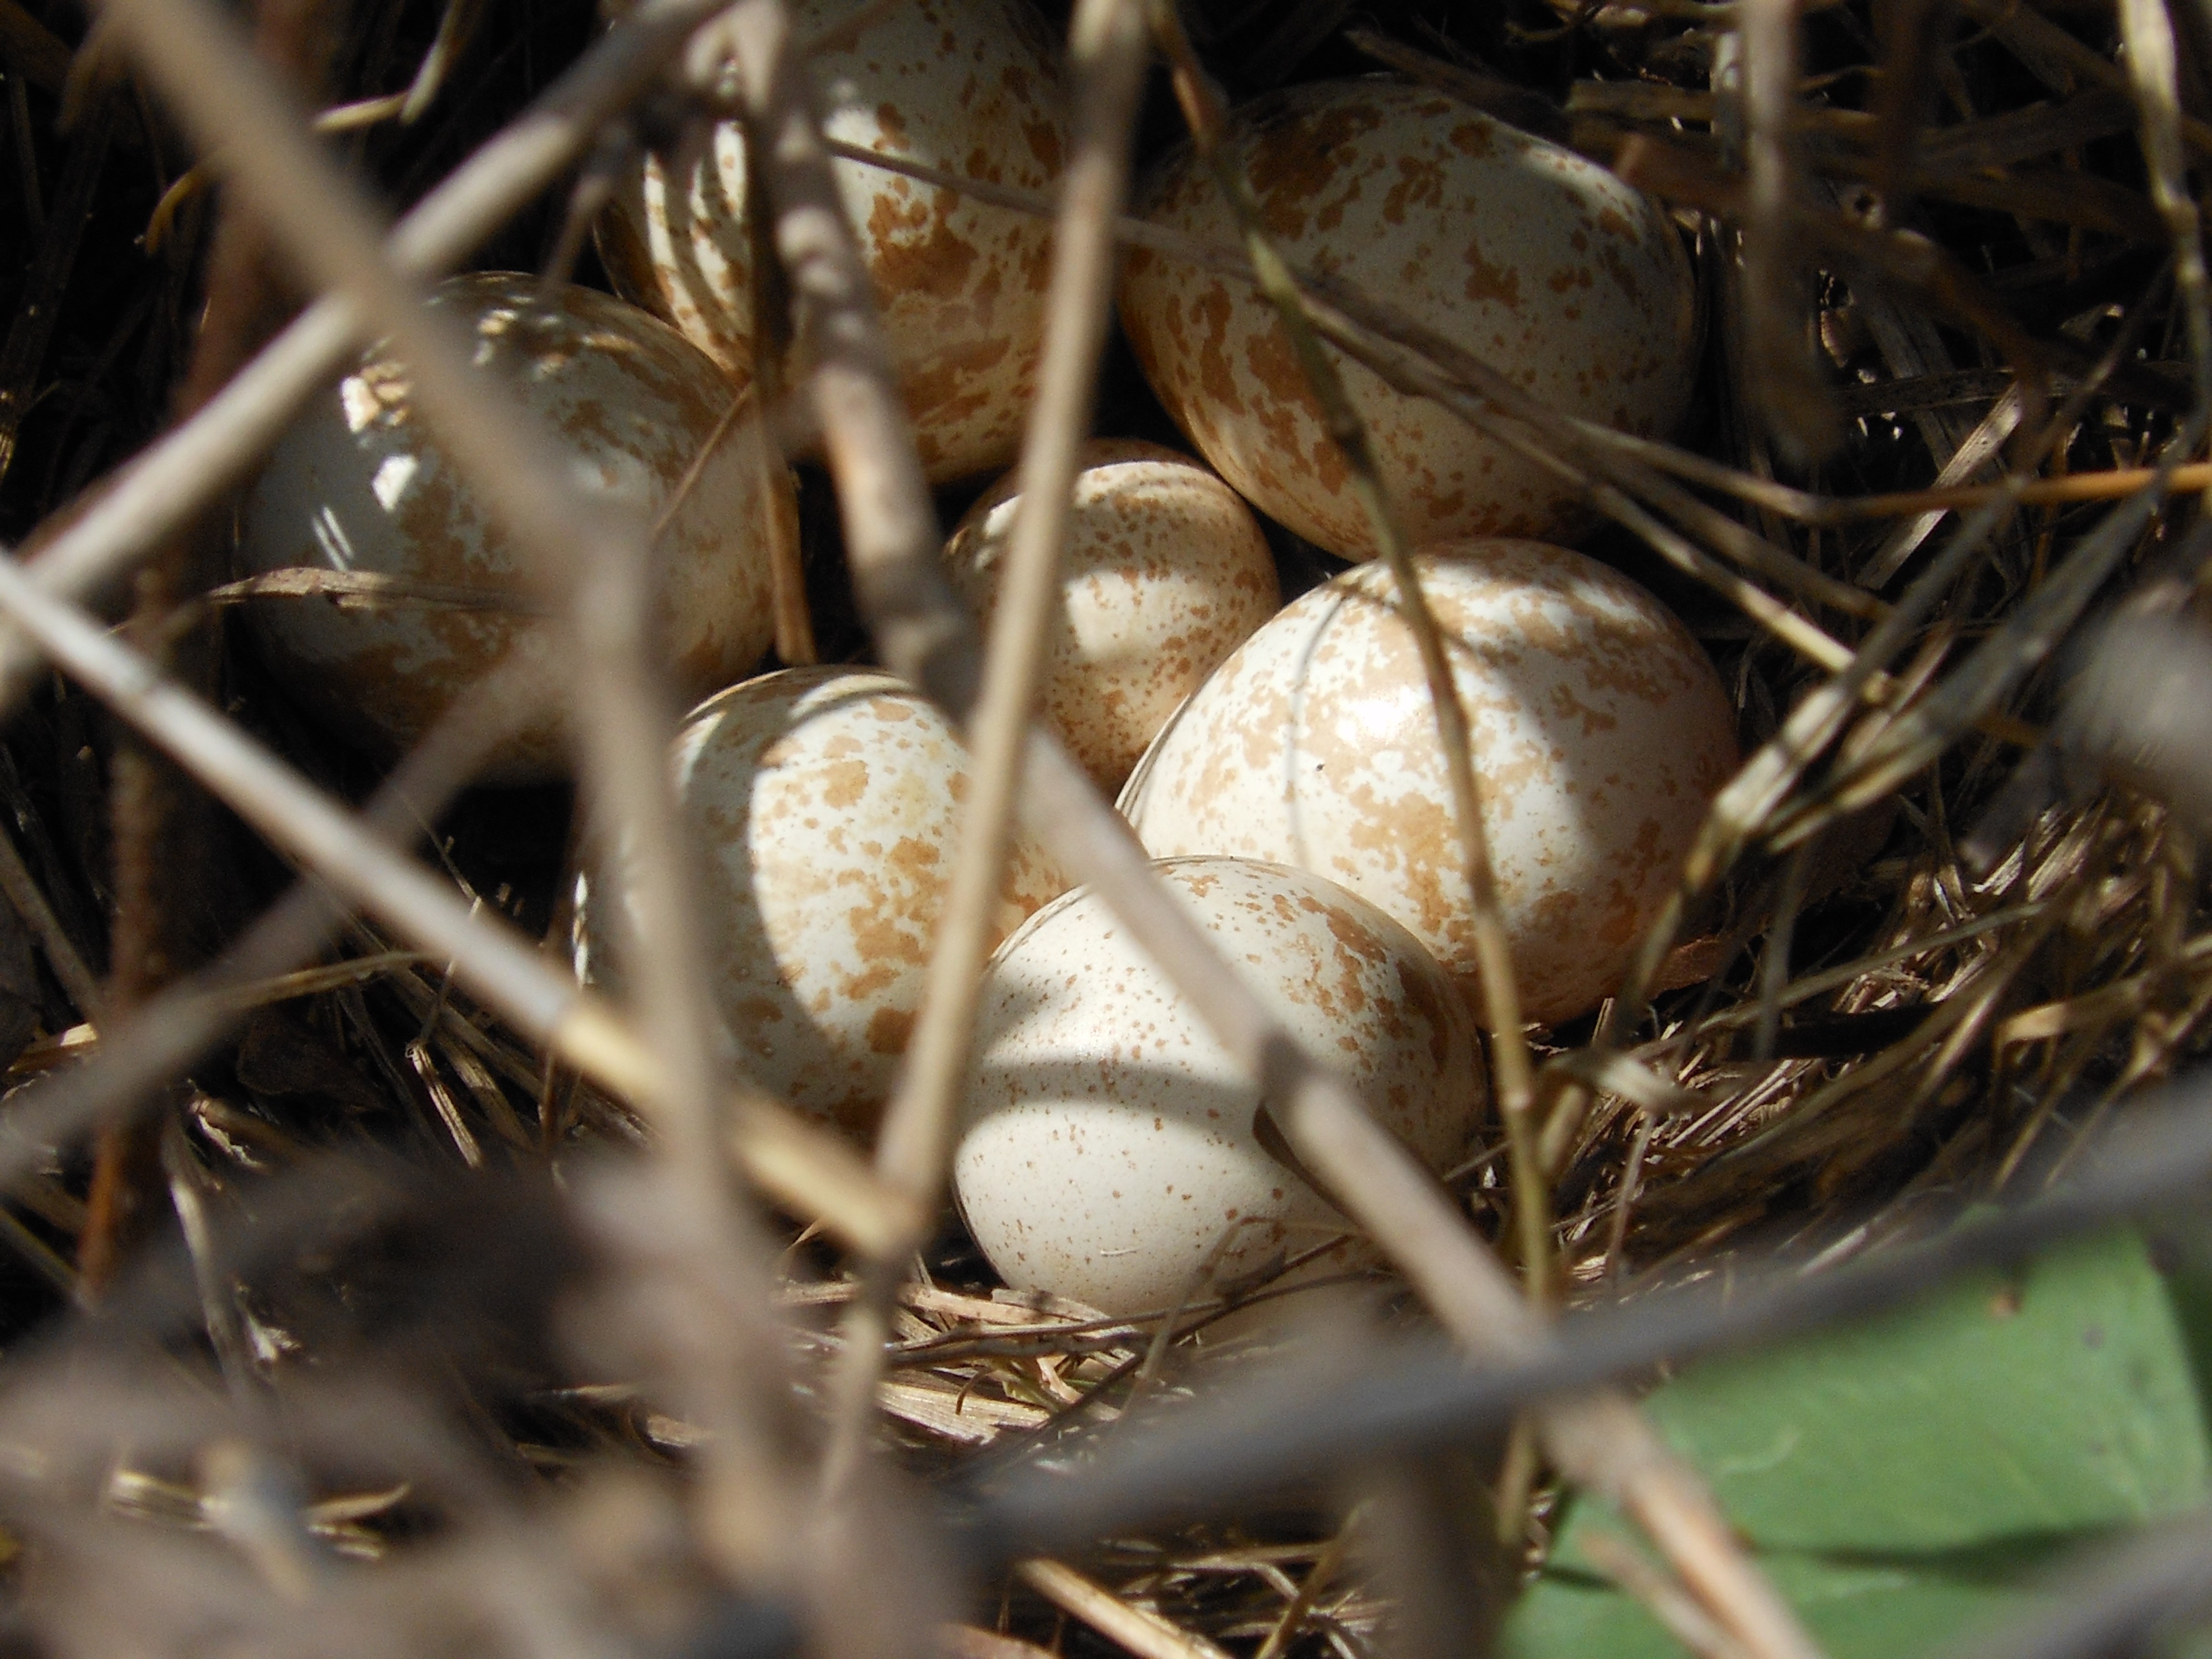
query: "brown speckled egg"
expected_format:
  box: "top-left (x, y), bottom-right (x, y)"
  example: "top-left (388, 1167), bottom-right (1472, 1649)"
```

top-left (1119, 542), bottom-right (1738, 1026)
top-left (597, 0), bottom-right (1065, 484)
top-left (953, 856), bottom-right (1486, 1316)
top-left (1118, 78), bottom-right (1698, 561)
top-left (237, 271), bottom-right (789, 784)
top-left (942, 439), bottom-right (1281, 791)
top-left (665, 666), bottom-right (1068, 1139)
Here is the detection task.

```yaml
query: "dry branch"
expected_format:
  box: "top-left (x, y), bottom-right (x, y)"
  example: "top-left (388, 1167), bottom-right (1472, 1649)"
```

top-left (819, 0), bottom-right (1153, 1498)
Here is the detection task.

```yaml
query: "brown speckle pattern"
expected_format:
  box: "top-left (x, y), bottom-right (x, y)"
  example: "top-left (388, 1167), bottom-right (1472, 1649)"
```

top-left (942, 438), bottom-right (1281, 792)
top-left (670, 667), bottom-right (1068, 1138)
top-left (605, 0), bottom-right (1067, 484)
top-left (237, 273), bottom-right (789, 783)
top-left (1119, 542), bottom-right (1740, 1025)
top-left (953, 856), bottom-right (1487, 1315)
top-left (1118, 79), bottom-right (1698, 560)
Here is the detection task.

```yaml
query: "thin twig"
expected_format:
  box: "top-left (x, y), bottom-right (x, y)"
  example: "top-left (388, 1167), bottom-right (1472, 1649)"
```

top-left (1736, 0), bottom-right (1841, 463)
top-left (1015, 1559), bottom-right (1234, 1659)
top-left (817, 0), bottom-right (1151, 1501)
top-left (2122, 0), bottom-right (2212, 410)
top-left (0, 818), bottom-right (101, 1023)
top-left (1250, 1504), bottom-right (1363, 1659)
top-left (1767, 478), bottom-right (2177, 842)
top-left (1145, 0), bottom-right (1552, 1298)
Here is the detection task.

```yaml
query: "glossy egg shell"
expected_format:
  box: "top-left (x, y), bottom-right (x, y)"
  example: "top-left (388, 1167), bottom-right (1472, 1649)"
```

top-left (664, 666), bottom-right (1068, 1138)
top-left (599, 0), bottom-right (1066, 484)
top-left (953, 856), bottom-right (1486, 1316)
top-left (1119, 542), bottom-right (1739, 1026)
top-left (942, 439), bottom-right (1281, 791)
top-left (1118, 78), bottom-right (1698, 560)
top-left (237, 272), bottom-right (790, 784)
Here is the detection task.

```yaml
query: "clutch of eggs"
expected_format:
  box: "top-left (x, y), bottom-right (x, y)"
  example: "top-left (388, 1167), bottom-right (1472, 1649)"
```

top-left (587, 666), bottom-right (1067, 1138)
top-left (954, 856), bottom-right (1487, 1318)
top-left (235, 271), bottom-right (790, 785)
top-left (1119, 78), bottom-right (1698, 561)
top-left (942, 439), bottom-right (1280, 792)
top-left (1120, 542), bottom-right (1739, 1027)
top-left (598, 0), bottom-right (1066, 484)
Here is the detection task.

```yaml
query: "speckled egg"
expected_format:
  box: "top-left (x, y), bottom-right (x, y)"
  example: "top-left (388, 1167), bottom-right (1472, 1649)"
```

top-left (660, 666), bottom-right (1068, 1138)
top-left (237, 271), bottom-right (790, 784)
top-left (597, 0), bottom-right (1066, 484)
top-left (953, 856), bottom-right (1486, 1316)
top-left (1118, 78), bottom-right (1699, 561)
top-left (1119, 542), bottom-right (1738, 1026)
top-left (942, 439), bottom-right (1281, 791)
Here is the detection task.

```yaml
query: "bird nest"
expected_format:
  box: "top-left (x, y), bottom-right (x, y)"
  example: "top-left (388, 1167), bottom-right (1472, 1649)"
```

top-left (0, 0), bottom-right (2205, 1655)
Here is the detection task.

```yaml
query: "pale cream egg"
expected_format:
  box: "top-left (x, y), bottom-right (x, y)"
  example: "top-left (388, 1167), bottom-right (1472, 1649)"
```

top-left (1118, 78), bottom-right (1699, 560)
top-left (645, 666), bottom-right (1068, 1138)
top-left (942, 439), bottom-right (1280, 792)
top-left (236, 271), bottom-right (790, 784)
top-left (1119, 542), bottom-right (1739, 1026)
top-left (953, 855), bottom-right (1487, 1317)
top-left (598, 0), bottom-right (1067, 483)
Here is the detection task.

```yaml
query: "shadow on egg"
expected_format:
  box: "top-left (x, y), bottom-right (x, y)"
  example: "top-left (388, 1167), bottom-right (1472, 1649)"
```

top-left (952, 1054), bottom-right (1358, 1316)
top-left (591, 667), bottom-right (1067, 1142)
top-left (1122, 546), bottom-right (1739, 1025)
top-left (952, 855), bottom-right (1487, 1317)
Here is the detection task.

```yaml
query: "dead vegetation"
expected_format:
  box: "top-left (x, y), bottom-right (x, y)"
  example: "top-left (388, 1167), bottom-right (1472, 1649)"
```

top-left (0, 0), bottom-right (2209, 1655)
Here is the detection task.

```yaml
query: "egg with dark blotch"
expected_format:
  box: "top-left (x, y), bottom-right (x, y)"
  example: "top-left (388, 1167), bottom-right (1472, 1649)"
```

top-left (954, 855), bottom-right (1487, 1317)
top-left (1118, 78), bottom-right (1698, 561)
top-left (598, 0), bottom-right (1067, 485)
top-left (236, 272), bottom-right (791, 785)
top-left (1119, 542), bottom-right (1739, 1027)
top-left (942, 439), bottom-right (1281, 792)
top-left (637, 666), bottom-right (1070, 1140)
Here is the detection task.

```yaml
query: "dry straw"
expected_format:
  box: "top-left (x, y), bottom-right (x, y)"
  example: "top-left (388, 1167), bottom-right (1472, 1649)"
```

top-left (0, 0), bottom-right (2206, 1654)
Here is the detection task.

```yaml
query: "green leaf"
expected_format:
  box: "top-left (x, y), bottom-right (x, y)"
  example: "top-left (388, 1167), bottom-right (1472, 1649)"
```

top-left (1511, 1540), bottom-right (2080, 1659)
top-left (1504, 1228), bottom-right (2211, 1659)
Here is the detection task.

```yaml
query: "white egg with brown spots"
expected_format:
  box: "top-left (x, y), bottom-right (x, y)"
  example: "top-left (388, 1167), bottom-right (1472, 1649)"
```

top-left (237, 271), bottom-right (790, 784)
top-left (598, 0), bottom-right (1066, 484)
top-left (942, 439), bottom-right (1281, 791)
top-left (953, 856), bottom-right (1486, 1317)
top-left (1119, 542), bottom-right (1738, 1026)
top-left (660, 666), bottom-right (1068, 1138)
top-left (1118, 78), bottom-right (1698, 561)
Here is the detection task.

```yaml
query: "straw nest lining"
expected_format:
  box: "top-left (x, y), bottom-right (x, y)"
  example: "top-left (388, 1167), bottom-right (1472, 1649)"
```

top-left (0, 0), bottom-right (2205, 1654)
